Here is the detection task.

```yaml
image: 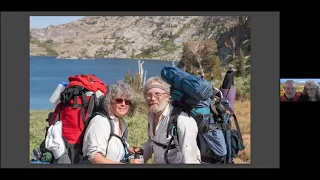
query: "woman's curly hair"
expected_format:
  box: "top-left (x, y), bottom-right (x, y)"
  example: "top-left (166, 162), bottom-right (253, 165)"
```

top-left (102, 80), bottom-right (136, 117)
top-left (301, 80), bottom-right (320, 100)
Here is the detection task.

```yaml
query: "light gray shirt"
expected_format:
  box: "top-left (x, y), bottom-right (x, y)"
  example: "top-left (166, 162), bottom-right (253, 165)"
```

top-left (141, 104), bottom-right (201, 164)
top-left (82, 114), bottom-right (128, 163)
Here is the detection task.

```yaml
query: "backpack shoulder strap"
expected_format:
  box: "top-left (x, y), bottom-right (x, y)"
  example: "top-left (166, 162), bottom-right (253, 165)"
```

top-left (79, 110), bottom-right (103, 157)
top-left (94, 112), bottom-right (115, 139)
top-left (163, 106), bottom-right (184, 164)
top-left (122, 122), bottom-right (128, 141)
top-left (60, 85), bottom-right (90, 129)
top-left (96, 113), bottom-right (130, 159)
top-left (86, 93), bottom-right (97, 122)
top-left (107, 117), bottom-right (116, 142)
top-left (166, 106), bottom-right (184, 138)
top-left (148, 106), bottom-right (183, 163)
top-left (103, 114), bottom-right (130, 163)
top-left (232, 114), bottom-right (243, 143)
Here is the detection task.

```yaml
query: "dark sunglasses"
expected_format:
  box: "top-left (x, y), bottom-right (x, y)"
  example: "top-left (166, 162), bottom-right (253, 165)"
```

top-left (115, 98), bottom-right (132, 105)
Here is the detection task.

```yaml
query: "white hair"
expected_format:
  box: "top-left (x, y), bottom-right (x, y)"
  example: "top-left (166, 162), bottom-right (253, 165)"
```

top-left (284, 80), bottom-right (296, 88)
top-left (301, 80), bottom-right (320, 100)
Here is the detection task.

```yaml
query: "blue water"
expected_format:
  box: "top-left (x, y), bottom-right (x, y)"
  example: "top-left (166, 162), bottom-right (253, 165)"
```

top-left (30, 56), bottom-right (173, 110)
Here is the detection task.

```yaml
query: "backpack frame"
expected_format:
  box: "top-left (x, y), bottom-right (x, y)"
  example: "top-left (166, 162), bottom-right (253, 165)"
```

top-left (39, 74), bottom-right (107, 164)
top-left (151, 88), bottom-right (245, 164)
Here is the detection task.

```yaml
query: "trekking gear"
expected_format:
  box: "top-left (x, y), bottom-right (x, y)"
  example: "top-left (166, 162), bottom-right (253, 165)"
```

top-left (31, 148), bottom-right (43, 161)
top-left (158, 66), bottom-right (245, 164)
top-left (209, 97), bottom-right (245, 164)
top-left (45, 120), bottom-right (66, 159)
top-left (161, 66), bottom-right (214, 101)
top-left (41, 152), bottom-right (53, 162)
top-left (30, 134), bottom-right (55, 164)
top-left (29, 160), bottom-right (51, 164)
top-left (50, 82), bottom-right (68, 105)
top-left (127, 148), bottom-right (145, 164)
top-left (45, 74), bottom-right (108, 164)
top-left (231, 129), bottom-right (245, 159)
top-left (220, 68), bottom-right (236, 110)
top-left (220, 86), bottom-right (236, 111)
top-left (221, 68), bottom-right (234, 91)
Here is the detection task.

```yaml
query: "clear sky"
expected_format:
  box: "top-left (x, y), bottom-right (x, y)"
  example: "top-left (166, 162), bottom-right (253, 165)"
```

top-left (30, 16), bottom-right (85, 29)
top-left (280, 78), bottom-right (320, 84)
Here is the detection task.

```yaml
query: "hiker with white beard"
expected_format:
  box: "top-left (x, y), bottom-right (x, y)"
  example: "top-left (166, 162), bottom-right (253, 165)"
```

top-left (280, 80), bottom-right (301, 101)
top-left (129, 77), bottom-right (201, 164)
top-left (299, 80), bottom-right (320, 101)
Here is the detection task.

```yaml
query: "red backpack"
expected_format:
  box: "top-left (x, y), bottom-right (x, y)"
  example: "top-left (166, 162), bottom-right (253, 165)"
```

top-left (49, 74), bottom-right (108, 164)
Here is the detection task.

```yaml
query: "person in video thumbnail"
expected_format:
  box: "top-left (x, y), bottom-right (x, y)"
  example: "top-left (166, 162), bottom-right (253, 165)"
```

top-left (299, 80), bottom-right (320, 101)
top-left (280, 80), bottom-right (301, 101)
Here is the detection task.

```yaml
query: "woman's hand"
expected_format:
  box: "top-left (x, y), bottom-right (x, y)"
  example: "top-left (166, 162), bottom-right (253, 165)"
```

top-left (91, 152), bottom-right (124, 164)
top-left (129, 158), bottom-right (143, 164)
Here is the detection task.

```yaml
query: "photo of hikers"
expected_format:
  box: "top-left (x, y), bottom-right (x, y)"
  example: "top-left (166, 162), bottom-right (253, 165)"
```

top-left (280, 79), bottom-right (320, 102)
top-left (29, 16), bottom-right (251, 165)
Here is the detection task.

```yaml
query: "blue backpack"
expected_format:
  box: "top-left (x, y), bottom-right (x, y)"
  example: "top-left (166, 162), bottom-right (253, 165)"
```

top-left (160, 66), bottom-right (245, 164)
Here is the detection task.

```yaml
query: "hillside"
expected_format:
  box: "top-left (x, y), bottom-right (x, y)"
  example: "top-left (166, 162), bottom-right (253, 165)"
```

top-left (30, 16), bottom-right (251, 65)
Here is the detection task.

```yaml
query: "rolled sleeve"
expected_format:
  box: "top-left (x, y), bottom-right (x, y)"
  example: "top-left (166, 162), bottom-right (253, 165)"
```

top-left (82, 116), bottom-right (111, 162)
top-left (177, 114), bottom-right (200, 164)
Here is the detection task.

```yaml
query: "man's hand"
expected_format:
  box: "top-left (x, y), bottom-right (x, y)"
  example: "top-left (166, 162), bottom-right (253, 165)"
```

top-left (129, 158), bottom-right (143, 164)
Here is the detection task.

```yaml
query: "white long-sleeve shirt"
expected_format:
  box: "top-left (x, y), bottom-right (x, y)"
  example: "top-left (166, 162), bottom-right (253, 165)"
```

top-left (141, 104), bottom-right (201, 164)
top-left (82, 114), bottom-right (128, 163)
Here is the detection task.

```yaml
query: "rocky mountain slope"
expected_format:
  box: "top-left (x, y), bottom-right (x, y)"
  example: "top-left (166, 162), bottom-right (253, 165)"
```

top-left (30, 16), bottom-right (251, 64)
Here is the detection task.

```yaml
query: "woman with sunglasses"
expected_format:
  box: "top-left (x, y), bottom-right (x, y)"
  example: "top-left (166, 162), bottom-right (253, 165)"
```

top-left (299, 80), bottom-right (320, 101)
top-left (82, 80), bottom-right (142, 164)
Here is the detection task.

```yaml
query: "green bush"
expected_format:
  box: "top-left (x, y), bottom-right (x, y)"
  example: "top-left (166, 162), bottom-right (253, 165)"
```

top-left (124, 71), bottom-right (143, 93)
top-left (234, 75), bottom-right (251, 100)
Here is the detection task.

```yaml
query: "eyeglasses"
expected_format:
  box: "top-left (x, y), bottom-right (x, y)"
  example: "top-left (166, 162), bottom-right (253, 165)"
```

top-left (284, 87), bottom-right (296, 90)
top-left (114, 98), bottom-right (132, 105)
top-left (306, 88), bottom-right (315, 91)
top-left (145, 92), bottom-right (167, 100)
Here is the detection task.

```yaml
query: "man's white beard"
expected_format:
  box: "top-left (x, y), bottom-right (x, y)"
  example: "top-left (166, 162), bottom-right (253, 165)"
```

top-left (149, 101), bottom-right (168, 113)
top-left (285, 93), bottom-right (294, 99)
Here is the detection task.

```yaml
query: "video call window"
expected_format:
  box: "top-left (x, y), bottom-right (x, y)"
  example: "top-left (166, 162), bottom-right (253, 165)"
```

top-left (280, 78), bottom-right (320, 102)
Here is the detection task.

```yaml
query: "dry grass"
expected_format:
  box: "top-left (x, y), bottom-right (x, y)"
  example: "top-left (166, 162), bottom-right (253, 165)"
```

top-left (30, 100), bottom-right (251, 164)
top-left (232, 100), bottom-right (251, 164)
top-left (280, 83), bottom-right (304, 96)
